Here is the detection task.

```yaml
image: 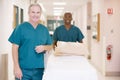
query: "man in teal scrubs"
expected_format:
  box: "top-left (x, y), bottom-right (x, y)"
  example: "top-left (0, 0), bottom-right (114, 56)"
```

top-left (8, 4), bottom-right (52, 80)
top-left (53, 12), bottom-right (84, 48)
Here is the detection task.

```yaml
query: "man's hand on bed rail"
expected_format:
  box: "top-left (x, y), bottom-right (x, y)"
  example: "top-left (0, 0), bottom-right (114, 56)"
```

top-left (53, 41), bottom-right (57, 50)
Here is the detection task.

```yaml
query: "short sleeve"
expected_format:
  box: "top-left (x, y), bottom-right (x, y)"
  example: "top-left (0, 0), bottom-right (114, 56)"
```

top-left (53, 28), bottom-right (58, 41)
top-left (46, 29), bottom-right (52, 45)
top-left (77, 28), bottom-right (84, 41)
top-left (8, 26), bottom-right (21, 45)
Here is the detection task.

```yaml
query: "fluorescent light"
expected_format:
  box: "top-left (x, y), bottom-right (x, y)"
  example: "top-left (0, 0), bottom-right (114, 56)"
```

top-left (53, 2), bottom-right (66, 5)
top-left (53, 13), bottom-right (61, 16)
top-left (53, 7), bottom-right (64, 10)
top-left (54, 10), bottom-right (63, 12)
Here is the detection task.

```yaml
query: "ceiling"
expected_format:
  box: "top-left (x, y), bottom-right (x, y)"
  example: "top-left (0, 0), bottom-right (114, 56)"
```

top-left (34, 0), bottom-right (90, 16)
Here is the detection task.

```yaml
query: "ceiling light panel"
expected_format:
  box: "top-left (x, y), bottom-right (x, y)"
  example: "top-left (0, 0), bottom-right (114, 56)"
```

top-left (53, 2), bottom-right (66, 5)
top-left (53, 7), bottom-right (64, 10)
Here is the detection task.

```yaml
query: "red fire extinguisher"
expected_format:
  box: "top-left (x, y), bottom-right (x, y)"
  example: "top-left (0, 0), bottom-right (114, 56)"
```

top-left (106, 45), bottom-right (112, 60)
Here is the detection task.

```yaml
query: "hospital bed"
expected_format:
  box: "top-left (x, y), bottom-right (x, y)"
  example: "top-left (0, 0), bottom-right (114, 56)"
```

top-left (42, 51), bottom-right (98, 80)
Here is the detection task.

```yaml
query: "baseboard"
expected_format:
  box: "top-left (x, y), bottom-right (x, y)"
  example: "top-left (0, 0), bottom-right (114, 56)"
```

top-left (0, 54), bottom-right (8, 80)
top-left (106, 72), bottom-right (120, 76)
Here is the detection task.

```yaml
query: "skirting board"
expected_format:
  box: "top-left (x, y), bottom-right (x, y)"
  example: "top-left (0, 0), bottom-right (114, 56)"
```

top-left (106, 72), bottom-right (120, 76)
top-left (0, 54), bottom-right (8, 80)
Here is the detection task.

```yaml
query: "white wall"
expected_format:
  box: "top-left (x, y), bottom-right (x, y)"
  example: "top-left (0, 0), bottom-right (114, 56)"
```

top-left (13, 0), bottom-right (30, 21)
top-left (103, 0), bottom-right (120, 73)
top-left (0, 0), bottom-right (30, 80)
top-left (72, 4), bottom-right (88, 45)
top-left (87, 2), bottom-right (92, 55)
top-left (91, 0), bottom-right (120, 75)
top-left (90, 0), bottom-right (106, 73)
top-left (0, 0), bottom-right (14, 80)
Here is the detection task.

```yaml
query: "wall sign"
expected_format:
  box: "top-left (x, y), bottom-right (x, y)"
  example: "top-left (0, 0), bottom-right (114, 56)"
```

top-left (107, 8), bottom-right (113, 14)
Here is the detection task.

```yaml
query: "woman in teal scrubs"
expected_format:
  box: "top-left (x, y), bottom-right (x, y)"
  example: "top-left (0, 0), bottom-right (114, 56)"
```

top-left (8, 4), bottom-right (52, 80)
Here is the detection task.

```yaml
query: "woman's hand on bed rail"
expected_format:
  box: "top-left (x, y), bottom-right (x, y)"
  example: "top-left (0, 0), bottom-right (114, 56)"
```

top-left (35, 45), bottom-right (53, 53)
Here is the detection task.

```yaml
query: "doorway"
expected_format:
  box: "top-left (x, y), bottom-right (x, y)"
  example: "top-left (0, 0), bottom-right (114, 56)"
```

top-left (13, 5), bottom-right (19, 28)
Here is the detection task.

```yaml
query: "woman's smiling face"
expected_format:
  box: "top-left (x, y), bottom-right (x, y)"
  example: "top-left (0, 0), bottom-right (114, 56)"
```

top-left (29, 5), bottom-right (41, 23)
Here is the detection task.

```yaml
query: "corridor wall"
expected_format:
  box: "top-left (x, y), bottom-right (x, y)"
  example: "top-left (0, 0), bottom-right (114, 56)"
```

top-left (0, 0), bottom-right (30, 80)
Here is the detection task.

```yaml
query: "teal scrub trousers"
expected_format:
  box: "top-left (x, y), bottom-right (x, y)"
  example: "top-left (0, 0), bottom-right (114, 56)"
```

top-left (15, 68), bottom-right (44, 80)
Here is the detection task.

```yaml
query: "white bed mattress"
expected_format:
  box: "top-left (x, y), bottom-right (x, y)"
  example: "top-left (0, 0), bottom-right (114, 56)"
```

top-left (43, 52), bottom-right (98, 80)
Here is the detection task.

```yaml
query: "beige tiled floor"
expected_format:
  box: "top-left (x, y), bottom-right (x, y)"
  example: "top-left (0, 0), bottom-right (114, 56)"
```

top-left (88, 59), bottom-right (120, 80)
top-left (97, 70), bottom-right (120, 80)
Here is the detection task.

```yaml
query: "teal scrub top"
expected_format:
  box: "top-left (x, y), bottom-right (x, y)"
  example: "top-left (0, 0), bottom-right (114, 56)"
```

top-left (8, 22), bottom-right (52, 69)
top-left (53, 25), bottom-right (84, 42)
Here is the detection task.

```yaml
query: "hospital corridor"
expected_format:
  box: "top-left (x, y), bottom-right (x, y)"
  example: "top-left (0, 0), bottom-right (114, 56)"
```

top-left (0, 0), bottom-right (120, 80)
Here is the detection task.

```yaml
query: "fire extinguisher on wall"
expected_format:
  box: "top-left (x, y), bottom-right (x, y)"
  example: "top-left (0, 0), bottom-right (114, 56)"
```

top-left (106, 45), bottom-right (113, 60)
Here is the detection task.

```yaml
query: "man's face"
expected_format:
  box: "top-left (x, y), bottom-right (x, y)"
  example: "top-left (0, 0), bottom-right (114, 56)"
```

top-left (29, 6), bottom-right (41, 23)
top-left (63, 13), bottom-right (72, 25)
